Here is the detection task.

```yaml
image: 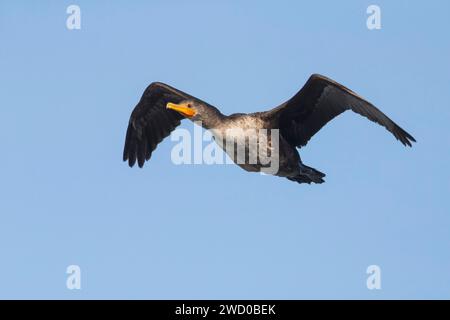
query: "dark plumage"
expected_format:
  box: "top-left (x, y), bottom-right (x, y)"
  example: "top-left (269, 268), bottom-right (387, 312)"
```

top-left (123, 74), bottom-right (415, 184)
top-left (122, 82), bottom-right (212, 168)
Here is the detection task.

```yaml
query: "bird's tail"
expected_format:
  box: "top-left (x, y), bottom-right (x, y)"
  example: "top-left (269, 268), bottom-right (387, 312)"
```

top-left (287, 164), bottom-right (326, 184)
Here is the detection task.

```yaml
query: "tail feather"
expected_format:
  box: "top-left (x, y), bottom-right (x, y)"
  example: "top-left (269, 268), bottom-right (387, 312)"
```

top-left (287, 164), bottom-right (326, 184)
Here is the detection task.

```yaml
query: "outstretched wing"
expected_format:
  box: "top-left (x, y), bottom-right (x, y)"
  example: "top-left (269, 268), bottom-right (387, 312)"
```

top-left (123, 82), bottom-right (204, 168)
top-left (265, 74), bottom-right (416, 148)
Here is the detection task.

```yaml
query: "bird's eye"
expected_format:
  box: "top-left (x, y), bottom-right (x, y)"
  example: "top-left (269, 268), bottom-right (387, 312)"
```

top-left (187, 104), bottom-right (192, 108)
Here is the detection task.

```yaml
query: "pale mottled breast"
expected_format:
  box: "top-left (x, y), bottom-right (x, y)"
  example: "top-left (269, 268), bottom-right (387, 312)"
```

top-left (222, 113), bottom-right (269, 130)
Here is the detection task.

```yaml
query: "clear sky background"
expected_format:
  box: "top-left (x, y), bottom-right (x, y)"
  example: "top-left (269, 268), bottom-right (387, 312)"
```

top-left (1, 0), bottom-right (449, 299)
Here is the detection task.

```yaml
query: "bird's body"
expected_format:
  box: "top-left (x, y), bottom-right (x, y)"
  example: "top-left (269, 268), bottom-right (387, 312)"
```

top-left (207, 113), bottom-right (317, 181)
top-left (123, 74), bottom-right (415, 184)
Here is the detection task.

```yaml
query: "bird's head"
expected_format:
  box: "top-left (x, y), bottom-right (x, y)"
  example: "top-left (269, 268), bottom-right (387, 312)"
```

top-left (166, 100), bottom-right (223, 126)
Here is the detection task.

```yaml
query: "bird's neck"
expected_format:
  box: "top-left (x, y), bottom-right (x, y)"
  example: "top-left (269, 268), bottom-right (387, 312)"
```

top-left (200, 108), bottom-right (226, 129)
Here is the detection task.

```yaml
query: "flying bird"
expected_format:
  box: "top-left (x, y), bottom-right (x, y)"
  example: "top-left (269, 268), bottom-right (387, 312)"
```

top-left (123, 74), bottom-right (415, 184)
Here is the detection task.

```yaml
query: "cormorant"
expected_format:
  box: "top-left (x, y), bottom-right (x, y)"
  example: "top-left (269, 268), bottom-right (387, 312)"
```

top-left (123, 74), bottom-right (415, 184)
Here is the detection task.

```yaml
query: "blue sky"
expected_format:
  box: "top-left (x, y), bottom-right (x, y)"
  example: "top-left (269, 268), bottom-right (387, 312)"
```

top-left (1, 0), bottom-right (449, 299)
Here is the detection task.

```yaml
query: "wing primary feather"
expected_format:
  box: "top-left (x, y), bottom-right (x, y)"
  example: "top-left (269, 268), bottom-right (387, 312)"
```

top-left (266, 74), bottom-right (416, 148)
top-left (123, 82), bottom-right (211, 168)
